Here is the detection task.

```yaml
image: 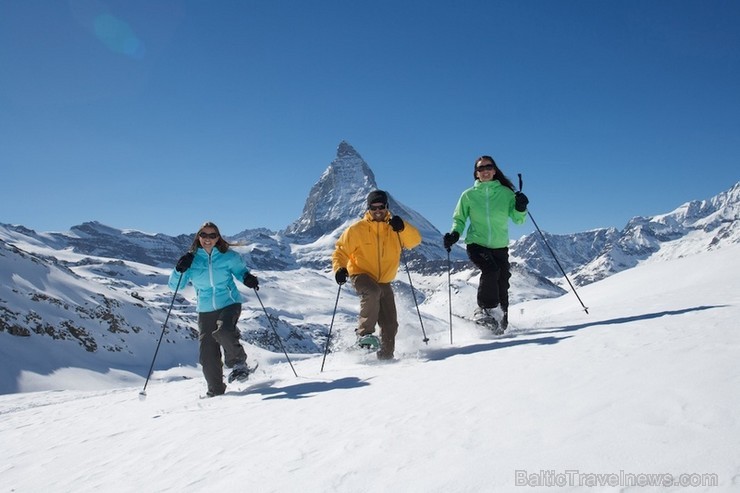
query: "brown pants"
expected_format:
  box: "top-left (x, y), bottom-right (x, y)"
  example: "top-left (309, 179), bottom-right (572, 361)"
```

top-left (351, 274), bottom-right (398, 357)
top-left (198, 303), bottom-right (247, 393)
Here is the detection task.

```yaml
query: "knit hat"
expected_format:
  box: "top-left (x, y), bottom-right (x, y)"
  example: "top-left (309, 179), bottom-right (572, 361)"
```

top-left (366, 190), bottom-right (388, 206)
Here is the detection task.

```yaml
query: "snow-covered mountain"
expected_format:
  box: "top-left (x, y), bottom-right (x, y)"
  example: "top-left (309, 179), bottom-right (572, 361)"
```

top-left (1, 141), bottom-right (737, 395)
top-left (285, 141), bottom-right (379, 240)
top-left (3, 222), bottom-right (193, 268)
top-left (511, 181), bottom-right (740, 286)
top-left (197, 141), bottom-right (464, 271)
top-left (0, 235), bottom-right (199, 390)
top-left (278, 140), bottom-right (462, 269)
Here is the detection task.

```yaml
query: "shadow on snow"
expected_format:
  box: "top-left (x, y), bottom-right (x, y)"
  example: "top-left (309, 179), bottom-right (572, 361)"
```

top-left (420, 305), bottom-right (726, 362)
top-left (236, 376), bottom-right (371, 400)
top-left (526, 305), bottom-right (726, 336)
top-left (421, 335), bottom-right (570, 361)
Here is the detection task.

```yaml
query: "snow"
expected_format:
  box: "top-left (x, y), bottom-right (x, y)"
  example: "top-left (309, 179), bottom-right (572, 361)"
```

top-left (2, 244), bottom-right (739, 491)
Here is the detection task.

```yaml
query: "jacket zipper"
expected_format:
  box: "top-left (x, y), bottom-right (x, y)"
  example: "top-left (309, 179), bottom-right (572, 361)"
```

top-left (208, 252), bottom-right (216, 310)
top-left (376, 221), bottom-right (383, 280)
top-left (485, 185), bottom-right (493, 245)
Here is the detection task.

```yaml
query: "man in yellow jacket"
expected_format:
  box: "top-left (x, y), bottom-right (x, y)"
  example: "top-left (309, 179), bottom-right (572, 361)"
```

top-left (332, 190), bottom-right (422, 360)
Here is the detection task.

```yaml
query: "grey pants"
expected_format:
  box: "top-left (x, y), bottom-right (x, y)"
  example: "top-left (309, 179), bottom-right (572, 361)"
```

top-left (351, 274), bottom-right (398, 357)
top-left (198, 303), bottom-right (247, 393)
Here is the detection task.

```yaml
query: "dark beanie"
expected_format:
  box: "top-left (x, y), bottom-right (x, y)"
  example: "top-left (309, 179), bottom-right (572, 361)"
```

top-left (367, 190), bottom-right (388, 206)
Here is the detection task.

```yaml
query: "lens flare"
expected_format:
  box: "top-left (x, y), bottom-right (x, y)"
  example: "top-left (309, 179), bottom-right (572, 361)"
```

top-left (93, 13), bottom-right (145, 59)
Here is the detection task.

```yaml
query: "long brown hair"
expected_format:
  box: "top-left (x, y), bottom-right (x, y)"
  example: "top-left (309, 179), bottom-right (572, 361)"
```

top-left (188, 221), bottom-right (230, 254)
top-left (474, 155), bottom-right (516, 191)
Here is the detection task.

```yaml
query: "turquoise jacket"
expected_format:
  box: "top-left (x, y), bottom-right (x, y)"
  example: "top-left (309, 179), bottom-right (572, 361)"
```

top-left (168, 248), bottom-right (249, 313)
top-left (451, 180), bottom-right (527, 249)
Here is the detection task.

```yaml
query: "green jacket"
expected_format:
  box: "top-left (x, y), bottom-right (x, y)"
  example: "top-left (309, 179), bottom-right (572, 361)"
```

top-left (451, 180), bottom-right (526, 249)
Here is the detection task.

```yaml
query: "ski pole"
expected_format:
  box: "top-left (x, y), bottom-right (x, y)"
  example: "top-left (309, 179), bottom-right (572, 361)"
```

top-left (320, 283), bottom-right (343, 372)
top-left (447, 249), bottom-right (453, 344)
top-left (397, 233), bottom-right (430, 344)
top-left (139, 272), bottom-right (183, 398)
top-left (518, 174), bottom-right (589, 314)
top-left (253, 288), bottom-right (299, 377)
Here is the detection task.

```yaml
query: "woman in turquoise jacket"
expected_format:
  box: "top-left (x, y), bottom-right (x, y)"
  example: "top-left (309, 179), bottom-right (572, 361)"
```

top-left (444, 156), bottom-right (529, 333)
top-left (169, 221), bottom-right (259, 397)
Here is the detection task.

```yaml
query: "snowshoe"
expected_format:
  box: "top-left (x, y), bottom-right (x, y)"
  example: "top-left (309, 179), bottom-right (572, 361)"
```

top-left (474, 307), bottom-right (507, 335)
top-left (228, 362), bottom-right (259, 383)
top-left (357, 334), bottom-right (380, 350)
top-left (490, 321), bottom-right (505, 336)
top-left (473, 307), bottom-right (497, 326)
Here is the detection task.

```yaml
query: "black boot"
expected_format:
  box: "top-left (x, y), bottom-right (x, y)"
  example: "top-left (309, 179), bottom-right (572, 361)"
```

top-left (206, 383), bottom-right (226, 397)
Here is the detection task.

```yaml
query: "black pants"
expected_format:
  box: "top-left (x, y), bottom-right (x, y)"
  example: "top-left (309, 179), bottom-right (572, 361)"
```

top-left (466, 243), bottom-right (511, 311)
top-left (198, 303), bottom-right (246, 393)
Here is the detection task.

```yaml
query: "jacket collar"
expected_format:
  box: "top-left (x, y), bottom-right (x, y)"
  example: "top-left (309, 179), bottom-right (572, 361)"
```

top-left (363, 210), bottom-right (390, 222)
top-left (474, 179), bottom-right (503, 190)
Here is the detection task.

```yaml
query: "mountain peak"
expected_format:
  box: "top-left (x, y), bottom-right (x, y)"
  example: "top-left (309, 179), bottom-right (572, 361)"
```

top-left (281, 141), bottom-right (454, 267)
top-left (284, 141), bottom-right (378, 240)
top-left (337, 140), bottom-right (360, 159)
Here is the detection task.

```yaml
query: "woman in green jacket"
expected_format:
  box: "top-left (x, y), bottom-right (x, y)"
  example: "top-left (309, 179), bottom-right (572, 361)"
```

top-left (444, 156), bottom-right (529, 333)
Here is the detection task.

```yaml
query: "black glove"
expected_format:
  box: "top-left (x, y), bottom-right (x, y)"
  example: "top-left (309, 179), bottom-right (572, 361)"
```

top-left (443, 231), bottom-right (460, 251)
top-left (515, 192), bottom-right (529, 212)
top-left (335, 267), bottom-right (349, 285)
top-left (389, 215), bottom-right (405, 232)
top-left (243, 273), bottom-right (259, 290)
top-left (175, 252), bottom-right (194, 273)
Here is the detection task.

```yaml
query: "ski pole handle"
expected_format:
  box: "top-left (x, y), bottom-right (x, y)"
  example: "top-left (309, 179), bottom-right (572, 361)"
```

top-left (518, 173), bottom-right (523, 192)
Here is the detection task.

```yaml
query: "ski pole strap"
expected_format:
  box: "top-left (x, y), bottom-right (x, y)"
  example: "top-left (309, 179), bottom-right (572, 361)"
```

top-left (518, 173), bottom-right (523, 192)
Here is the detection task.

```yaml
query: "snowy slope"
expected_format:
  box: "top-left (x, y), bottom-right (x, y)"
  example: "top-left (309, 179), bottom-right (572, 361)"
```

top-left (1, 245), bottom-right (738, 492)
top-left (0, 222), bottom-right (561, 395)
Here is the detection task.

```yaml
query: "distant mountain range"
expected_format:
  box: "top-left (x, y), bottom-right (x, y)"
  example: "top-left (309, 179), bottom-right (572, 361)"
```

top-left (0, 141), bottom-right (737, 393)
top-left (4, 141), bottom-right (736, 282)
top-left (510, 179), bottom-right (739, 285)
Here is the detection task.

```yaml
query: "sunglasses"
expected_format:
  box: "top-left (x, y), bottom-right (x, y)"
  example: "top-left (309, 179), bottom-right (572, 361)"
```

top-left (198, 232), bottom-right (219, 239)
top-left (476, 164), bottom-right (495, 171)
top-left (369, 204), bottom-right (387, 211)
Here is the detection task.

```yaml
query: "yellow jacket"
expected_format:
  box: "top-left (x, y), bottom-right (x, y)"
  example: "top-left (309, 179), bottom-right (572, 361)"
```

top-left (332, 211), bottom-right (422, 283)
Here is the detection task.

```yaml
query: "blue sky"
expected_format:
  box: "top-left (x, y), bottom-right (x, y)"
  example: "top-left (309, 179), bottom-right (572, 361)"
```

top-left (2, 0), bottom-right (738, 238)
